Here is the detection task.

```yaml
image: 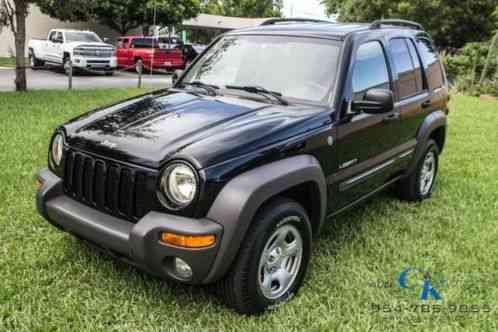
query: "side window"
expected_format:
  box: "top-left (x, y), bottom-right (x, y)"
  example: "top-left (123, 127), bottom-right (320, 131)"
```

top-left (55, 32), bottom-right (63, 43)
top-left (416, 38), bottom-right (444, 90)
top-left (118, 38), bottom-right (129, 48)
top-left (389, 38), bottom-right (422, 99)
top-left (49, 31), bottom-right (57, 42)
top-left (352, 41), bottom-right (390, 101)
top-left (132, 39), bottom-right (154, 49)
top-left (406, 39), bottom-right (424, 91)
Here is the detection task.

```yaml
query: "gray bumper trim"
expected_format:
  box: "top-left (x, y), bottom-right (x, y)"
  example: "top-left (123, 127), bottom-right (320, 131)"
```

top-left (46, 196), bottom-right (132, 255)
top-left (36, 168), bottom-right (223, 284)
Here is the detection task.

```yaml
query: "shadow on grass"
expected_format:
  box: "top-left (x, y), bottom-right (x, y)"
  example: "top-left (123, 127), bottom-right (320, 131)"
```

top-left (60, 235), bottom-right (224, 310)
top-left (316, 190), bottom-right (399, 256)
top-left (56, 187), bottom-right (404, 313)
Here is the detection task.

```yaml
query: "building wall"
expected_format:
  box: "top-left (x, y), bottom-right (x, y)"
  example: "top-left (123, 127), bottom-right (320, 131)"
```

top-left (0, 5), bottom-right (122, 57)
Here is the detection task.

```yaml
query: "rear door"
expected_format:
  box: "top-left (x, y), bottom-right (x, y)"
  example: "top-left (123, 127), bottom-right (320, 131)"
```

top-left (130, 38), bottom-right (153, 67)
top-left (388, 37), bottom-right (429, 165)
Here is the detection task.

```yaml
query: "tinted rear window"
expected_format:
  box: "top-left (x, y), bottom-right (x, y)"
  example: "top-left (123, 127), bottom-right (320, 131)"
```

top-left (416, 39), bottom-right (445, 90)
top-left (389, 38), bottom-right (423, 99)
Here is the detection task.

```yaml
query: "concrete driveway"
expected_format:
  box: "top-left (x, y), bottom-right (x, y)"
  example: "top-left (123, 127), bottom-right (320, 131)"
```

top-left (0, 67), bottom-right (172, 91)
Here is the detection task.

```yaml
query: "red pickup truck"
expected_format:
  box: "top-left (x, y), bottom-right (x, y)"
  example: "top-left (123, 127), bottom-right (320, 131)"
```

top-left (117, 36), bottom-right (185, 73)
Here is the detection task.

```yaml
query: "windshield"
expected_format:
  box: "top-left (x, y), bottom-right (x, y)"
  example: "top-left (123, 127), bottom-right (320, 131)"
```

top-left (182, 35), bottom-right (341, 103)
top-left (65, 32), bottom-right (102, 43)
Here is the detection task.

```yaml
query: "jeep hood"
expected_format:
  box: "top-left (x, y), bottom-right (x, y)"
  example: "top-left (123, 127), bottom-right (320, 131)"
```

top-left (63, 91), bottom-right (330, 169)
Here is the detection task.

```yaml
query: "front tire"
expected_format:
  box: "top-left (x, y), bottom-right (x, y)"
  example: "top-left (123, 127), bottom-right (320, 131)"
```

top-left (397, 139), bottom-right (440, 201)
top-left (29, 49), bottom-right (44, 69)
top-left (216, 198), bottom-right (312, 315)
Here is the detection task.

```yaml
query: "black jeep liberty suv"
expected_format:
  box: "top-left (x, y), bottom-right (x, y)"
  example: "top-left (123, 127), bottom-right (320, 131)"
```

top-left (37, 19), bottom-right (449, 314)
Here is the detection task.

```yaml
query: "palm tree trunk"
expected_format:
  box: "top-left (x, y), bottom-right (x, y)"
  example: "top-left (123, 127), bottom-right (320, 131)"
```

top-left (13, 0), bottom-right (27, 91)
top-left (479, 32), bottom-right (498, 85)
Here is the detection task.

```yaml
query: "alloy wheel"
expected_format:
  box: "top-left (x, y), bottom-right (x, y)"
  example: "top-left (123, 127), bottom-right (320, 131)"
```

top-left (257, 220), bottom-right (303, 300)
top-left (420, 151), bottom-right (436, 195)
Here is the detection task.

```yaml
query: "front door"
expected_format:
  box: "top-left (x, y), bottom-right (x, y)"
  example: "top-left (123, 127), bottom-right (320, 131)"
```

top-left (45, 31), bottom-right (58, 63)
top-left (334, 40), bottom-right (404, 208)
top-left (47, 31), bottom-right (63, 64)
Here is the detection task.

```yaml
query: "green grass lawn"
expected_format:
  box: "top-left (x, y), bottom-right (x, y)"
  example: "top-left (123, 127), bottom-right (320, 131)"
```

top-left (0, 57), bottom-right (17, 68)
top-left (0, 89), bottom-right (497, 331)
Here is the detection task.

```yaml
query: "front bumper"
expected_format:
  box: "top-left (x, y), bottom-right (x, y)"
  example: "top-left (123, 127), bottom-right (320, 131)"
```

top-left (72, 56), bottom-right (117, 70)
top-left (36, 168), bottom-right (223, 284)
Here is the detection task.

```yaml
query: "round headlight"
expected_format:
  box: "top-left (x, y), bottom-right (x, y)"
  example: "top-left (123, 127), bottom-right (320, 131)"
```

top-left (51, 133), bottom-right (64, 167)
top-left (159, 163), bottom-right (198, 209)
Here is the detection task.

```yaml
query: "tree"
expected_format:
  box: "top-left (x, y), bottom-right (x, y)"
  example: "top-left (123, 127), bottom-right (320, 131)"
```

top-left (38, 0), bottom-right (201, 35)
top-left (149, 0), bottom-right (201, 33)
top-left (0, 0), bottom-right (33, 91)
top-left (321, 0), bottom-right (498, 50)
top-left (92, 0), bottom-right (147, 35)
top-left (202, 0), bottom-right (283, 18)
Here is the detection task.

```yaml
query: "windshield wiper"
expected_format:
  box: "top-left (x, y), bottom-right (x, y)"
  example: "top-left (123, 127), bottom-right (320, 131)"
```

top-left (225, 85), bottom-right (289, 106)
top-left (182, 81), bottom-right (220, 96)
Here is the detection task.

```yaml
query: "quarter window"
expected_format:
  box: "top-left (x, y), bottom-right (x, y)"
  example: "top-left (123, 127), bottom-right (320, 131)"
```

top-left (49, 31), bottom-right (57, 42)
top-left (352, 42), bottom-right (390, 101)
top-left (416, 38), bottom-right (445, 90)
top-left (389, 38), bottom-right (423, 99)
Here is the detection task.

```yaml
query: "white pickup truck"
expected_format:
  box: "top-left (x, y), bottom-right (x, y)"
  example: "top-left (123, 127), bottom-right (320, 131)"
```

top-left (28, 29), bottom-right (117, 75)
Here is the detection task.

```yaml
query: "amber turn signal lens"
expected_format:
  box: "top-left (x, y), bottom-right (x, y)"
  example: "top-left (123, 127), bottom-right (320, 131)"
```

top-left (161, 232), bottom-right (216, 248)
top-left (35, 178), bottom-right (44, 190)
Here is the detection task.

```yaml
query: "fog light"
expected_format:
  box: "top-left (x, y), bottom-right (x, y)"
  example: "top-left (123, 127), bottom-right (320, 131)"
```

top-left (173, 257), bottom-right (193, 280)
top-left (161, 232), bottom-right (216, 248)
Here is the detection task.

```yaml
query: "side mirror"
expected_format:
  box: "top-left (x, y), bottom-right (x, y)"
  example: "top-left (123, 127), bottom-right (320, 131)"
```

top-left (351, 89), bottom-right (394, 114)
top-left (172, 69), bottom-right (184, 86)
top-left (103, 37), bottom-right (110, 43)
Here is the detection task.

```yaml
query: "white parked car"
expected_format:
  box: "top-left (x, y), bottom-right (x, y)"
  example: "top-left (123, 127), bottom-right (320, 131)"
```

top-left (28, 29), bottom-right (117, 75)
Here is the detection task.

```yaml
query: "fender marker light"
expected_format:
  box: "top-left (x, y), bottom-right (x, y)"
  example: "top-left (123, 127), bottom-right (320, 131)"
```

top-left (161, 232), bottom-right (216, 248)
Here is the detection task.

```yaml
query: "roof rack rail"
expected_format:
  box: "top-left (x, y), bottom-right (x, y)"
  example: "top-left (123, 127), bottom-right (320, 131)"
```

top-left (261, 18), bottom-right (333, 26)
top-left (370, 19), bottom-right (424, 31)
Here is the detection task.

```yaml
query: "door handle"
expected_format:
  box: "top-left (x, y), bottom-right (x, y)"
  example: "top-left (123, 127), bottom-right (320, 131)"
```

top-left (383, 112), bottom-right (400, 122)
top-left (422, 100), bottom-right (432, 109)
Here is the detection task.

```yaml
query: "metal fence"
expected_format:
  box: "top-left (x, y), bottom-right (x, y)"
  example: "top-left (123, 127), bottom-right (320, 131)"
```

top-left (14, 60), bottom-right (174, 90)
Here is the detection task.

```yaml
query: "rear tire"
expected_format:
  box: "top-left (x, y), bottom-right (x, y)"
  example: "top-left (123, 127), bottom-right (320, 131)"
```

top-left (216, 198), bottom-right (312, 315)
top-left (397, 139), bottom-right (440, 201)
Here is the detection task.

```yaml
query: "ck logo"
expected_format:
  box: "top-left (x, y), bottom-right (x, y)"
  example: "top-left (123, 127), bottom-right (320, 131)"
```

top-left (399, 268), bottom-right (447, 300)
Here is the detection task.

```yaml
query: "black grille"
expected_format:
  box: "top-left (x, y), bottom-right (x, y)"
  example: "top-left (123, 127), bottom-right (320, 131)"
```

top-left (63, 149), bottom-right (156, 222)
